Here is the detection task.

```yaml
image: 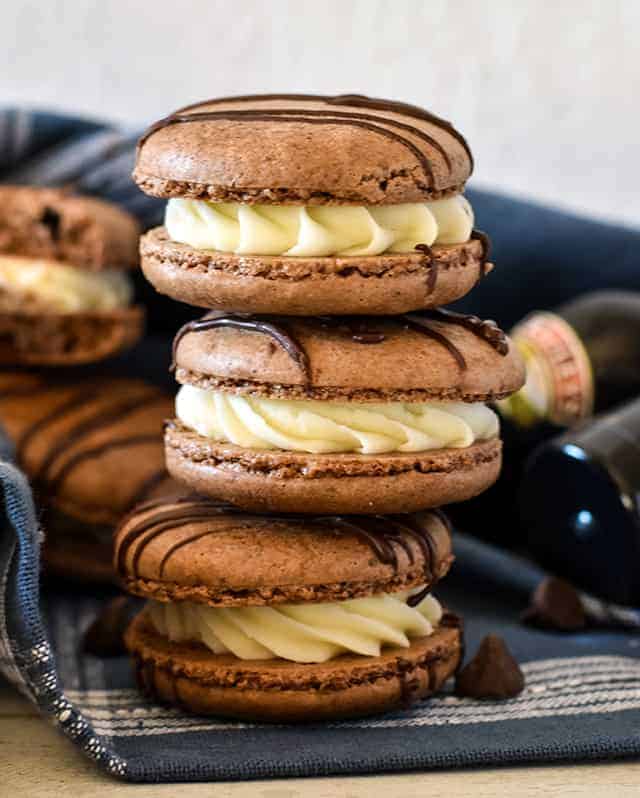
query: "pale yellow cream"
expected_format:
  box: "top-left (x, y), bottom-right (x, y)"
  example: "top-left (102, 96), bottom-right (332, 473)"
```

top-left (148, 590), bottom-right (442, 664)
top-left (165, 196), bottom-right (473, 257)
top-left (0, 255), bottom-right (132, 312)
top-left (175, 385), bottom-right (499, 455)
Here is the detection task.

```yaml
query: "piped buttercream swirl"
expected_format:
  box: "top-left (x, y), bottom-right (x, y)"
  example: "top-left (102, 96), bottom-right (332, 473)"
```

top-left (165, 196), bottom-right (473, 257)
top-left (0, 255), bottom-right (132, 312)
top-left (175, 385), bottom-right (499, 455)
top-left (148, 590), bottom-right (442, 664)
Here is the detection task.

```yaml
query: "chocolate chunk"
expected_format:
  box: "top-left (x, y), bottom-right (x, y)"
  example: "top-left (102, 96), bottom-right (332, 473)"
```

top-left (82, 596), bottom-right (135, 657)
top-left (521, 576), bottom-right (586, 631)
top-left (455, 634), bottom-right (525, 699)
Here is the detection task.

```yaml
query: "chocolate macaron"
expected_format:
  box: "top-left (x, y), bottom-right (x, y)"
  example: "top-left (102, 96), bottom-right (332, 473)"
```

top-left (135, 94), bottom-right (491, 316)
top-left (116, 494), bottom-right (462, 721)
top-left (0, 186), bottom-right (143, 365)
top-left (165, 309), bottom-right (525, 514)
top-left (0, 371), bottom-right (176, 582)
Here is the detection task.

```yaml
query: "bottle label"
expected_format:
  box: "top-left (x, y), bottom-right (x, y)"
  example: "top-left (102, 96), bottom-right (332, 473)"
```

top-left (501, 311), bottom-right (594, 427)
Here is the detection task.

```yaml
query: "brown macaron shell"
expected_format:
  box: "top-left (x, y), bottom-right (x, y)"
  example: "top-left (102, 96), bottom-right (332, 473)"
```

top-left (0, 375), bottom-right (175, 527)
top-left (173, 313), bottom-right (525, 403)
top-left (140, 227), bottom-right (491, 315)
top-left (114, 496), bottom-right (454, 605)
top-left (134, 94), bottom-right (473, 205)
top-left (0, 307), bottom-right (145, 366)
top-left (126, 610), bottom-right (462, 722)
top-left (0, 186), bottom-right (140, 270)
top-left (165, 423), bottom-right (501, 514)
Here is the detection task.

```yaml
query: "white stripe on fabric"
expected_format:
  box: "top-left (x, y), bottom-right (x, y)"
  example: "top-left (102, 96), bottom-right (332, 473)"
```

top-left (56, 655), bottom-right (640, 737)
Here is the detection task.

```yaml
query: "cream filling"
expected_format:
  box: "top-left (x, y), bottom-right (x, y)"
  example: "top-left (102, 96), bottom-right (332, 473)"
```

top-left (175, 385), bottom-right (499, 455)
top-left (165, 195), bottom-right (473, 257)
top-left (148, 590), bottom-right (442, 664)
top-left (0, 255), bottom-right (133, 312)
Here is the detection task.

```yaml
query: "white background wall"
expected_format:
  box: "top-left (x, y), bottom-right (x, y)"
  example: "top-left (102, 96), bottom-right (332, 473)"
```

top-left (2, 0), bottom-right (638, 226)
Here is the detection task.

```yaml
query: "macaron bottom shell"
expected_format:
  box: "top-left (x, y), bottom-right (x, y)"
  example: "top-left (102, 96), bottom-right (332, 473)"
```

top-left (126, 610), bottom-right (463, 722)
top-left (0, 307), bottom-right (145, 365)
top-left (140, 227), bottom-right (489, 316)
top-left (165, 421), bottom-right (502, 514)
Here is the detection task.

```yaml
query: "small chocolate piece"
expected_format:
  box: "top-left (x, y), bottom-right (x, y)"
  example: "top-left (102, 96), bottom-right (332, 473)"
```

top-left (83, 596), bottom-right (137, 657)
top-left (455, 634), bottom-right (525, 699)
top-left (521, 577), bottom-right (587, 631)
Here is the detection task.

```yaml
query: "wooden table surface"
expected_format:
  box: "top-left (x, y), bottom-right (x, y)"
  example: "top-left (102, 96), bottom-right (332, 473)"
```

top-left (1, 685), bottom-right (638, 797)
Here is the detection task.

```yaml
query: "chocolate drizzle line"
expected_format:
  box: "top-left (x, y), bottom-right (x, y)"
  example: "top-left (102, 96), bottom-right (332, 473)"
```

top-left (138, 93), bottom-right (474, 188)
top-left (116, 497), bottom-right (445, 596)
top-left (180, 93), bottom-right (473, 171)
top-left (413, 309), bottom-right (509, 357)
top-left (403, 313), bottom-right (467, 370)
top-left (470, 229), bottom-right (491, 283)
top-left (316, 316), bottom-right (386, 344)
top-left (172, 306), bottom-right (508, 384)
top-left (13, 383), bottom-right (171, 511)
top-left (415, 228), bottom-right (491, 297)
top-left (171, 311), bottom-right (310, 382)
top-left (414, 243), bottom-right (438, 296)
top-left (116, 496), bottom-right (238, 577)
top-left (140, 110), bottom-right (438, 188)
top-left (32, 392), bottom-right (166, 485)
top-left (46, 434), bottom-right (160, 495)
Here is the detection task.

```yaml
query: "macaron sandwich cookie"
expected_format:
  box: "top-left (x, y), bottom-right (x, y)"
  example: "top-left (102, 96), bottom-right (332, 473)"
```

top-left (135, 94), bottom-right (491, 316)
top-left (116, 494), bottom-right (462, 721)
top-left (125, 92), bottom-right (525, 721)
top-left (0, 371), bottom-right (176, 582)
top-left (166, 309), bottom-right (524, 514)
top-left (0, 186), bottom-right (143, 365)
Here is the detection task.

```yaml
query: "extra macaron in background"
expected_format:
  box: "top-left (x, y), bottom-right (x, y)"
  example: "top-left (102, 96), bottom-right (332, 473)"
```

top-left (135, 94), bottom-right (492, 316)
top-left (165, 310), bottom-right (525, 514)
top-left (0, 371), bottom-right (177, 583)
top-left (0, 186), bottom-right (144, 365)
top-left (115, 494), bottom-right (461, 722)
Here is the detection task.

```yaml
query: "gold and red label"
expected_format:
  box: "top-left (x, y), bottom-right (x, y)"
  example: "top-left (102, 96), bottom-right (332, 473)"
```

top-left (507, 311), bottom-right (594, 427)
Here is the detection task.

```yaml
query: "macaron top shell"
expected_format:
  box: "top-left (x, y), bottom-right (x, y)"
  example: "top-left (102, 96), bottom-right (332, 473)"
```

top-left (173, 312), bottom-right (525, 403)
top-left (114, 495), bottom-right (454, 605)
top-left (0, 373), bottom-right (174, 525)
top-left (134, 94), bottom-right (473, 205)
top-left (0, 186), bottom-right (140, 270)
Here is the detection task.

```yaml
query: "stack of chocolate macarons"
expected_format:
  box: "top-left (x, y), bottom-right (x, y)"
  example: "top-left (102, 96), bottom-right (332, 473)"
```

top-left (0, 187), bottom-right (175, 582)
top-left (116, 94), bottom-right (525, 721)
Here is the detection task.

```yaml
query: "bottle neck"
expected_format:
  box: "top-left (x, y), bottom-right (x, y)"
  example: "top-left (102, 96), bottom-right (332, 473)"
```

top-left (499, 311), bottom-right (594, 428)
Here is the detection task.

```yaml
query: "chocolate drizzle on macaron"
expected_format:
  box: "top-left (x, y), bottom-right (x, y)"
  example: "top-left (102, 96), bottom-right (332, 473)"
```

top-left (171, 308), bottom-right (509, 384)
top-left (114, 493), bottom-right (449, 593)
top-left (138, 93), bottom-right (474, 190)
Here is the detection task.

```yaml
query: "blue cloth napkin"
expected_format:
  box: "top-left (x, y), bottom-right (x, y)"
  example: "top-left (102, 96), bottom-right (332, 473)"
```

top-left (1, 109), bottom-right (639, 782)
